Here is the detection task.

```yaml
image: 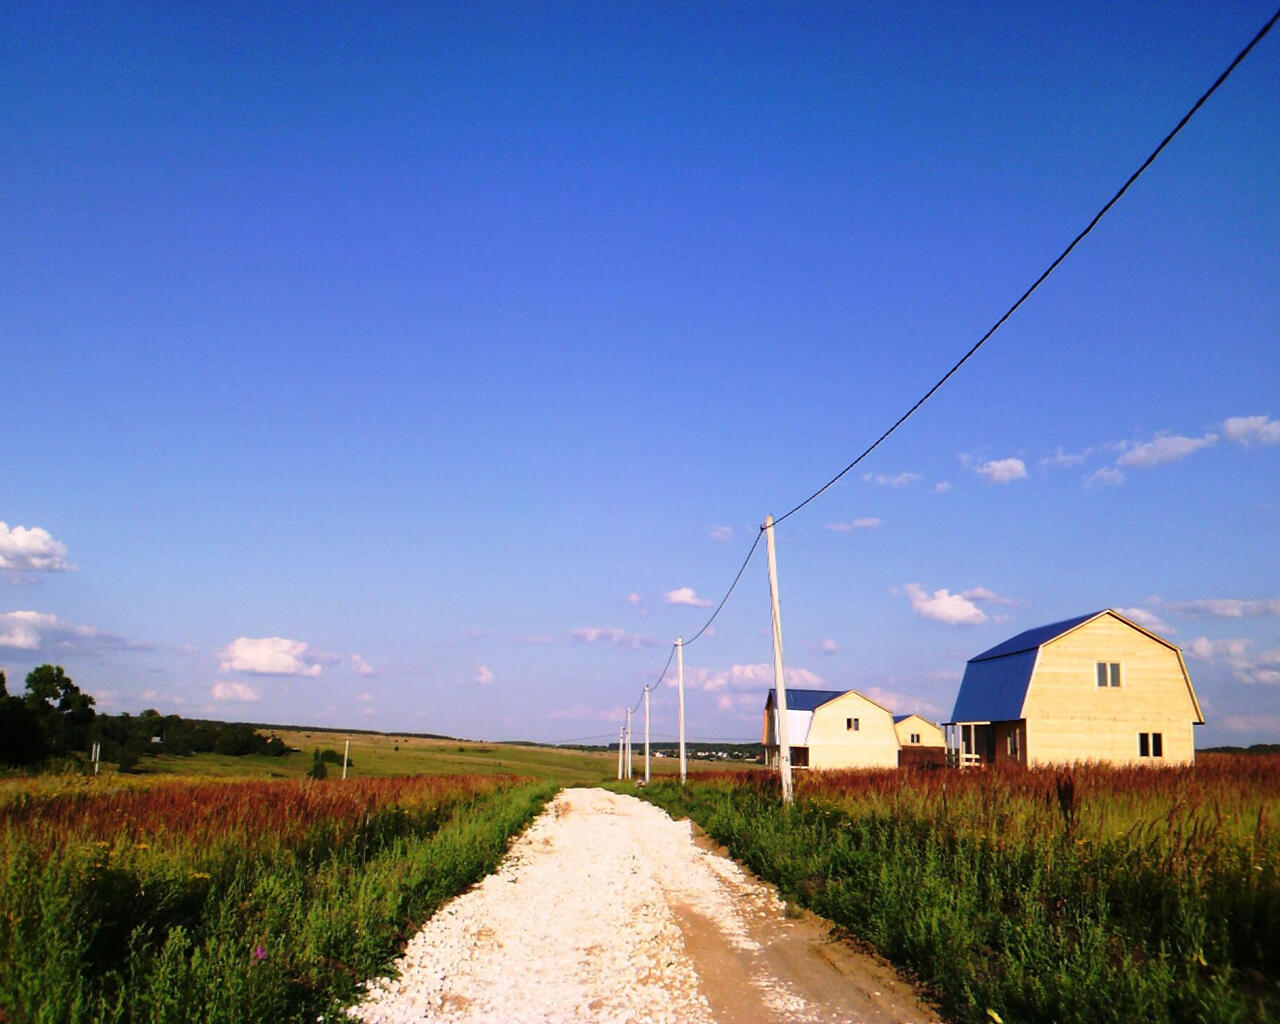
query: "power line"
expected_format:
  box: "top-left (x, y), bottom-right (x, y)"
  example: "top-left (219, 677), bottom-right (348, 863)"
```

top-left (683, 527), bottom-right (765, 647)
top-left (772, 3), bottom-right (1280, 527)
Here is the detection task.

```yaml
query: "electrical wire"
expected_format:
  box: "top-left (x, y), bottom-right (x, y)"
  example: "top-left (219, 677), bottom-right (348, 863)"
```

top-left (773, 3), bottom-right (1280, 527)
top-left (682, 527), bottom-right (765, 647)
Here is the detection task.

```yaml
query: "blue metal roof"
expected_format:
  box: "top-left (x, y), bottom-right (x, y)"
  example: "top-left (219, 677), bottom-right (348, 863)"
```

top-left (950, 649), bottom-right (1038, 722)
top-left (764, 688), bottom-right (847, 712)
top-left (969, 611), bottom-right (1102, 662)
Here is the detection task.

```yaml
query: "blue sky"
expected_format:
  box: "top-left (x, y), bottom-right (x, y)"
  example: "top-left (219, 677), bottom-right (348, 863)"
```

top-left (2, 2), bottom-right (1277, 746)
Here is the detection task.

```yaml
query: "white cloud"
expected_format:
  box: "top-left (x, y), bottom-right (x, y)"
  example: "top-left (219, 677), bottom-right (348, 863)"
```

top-left (825, 518), bottom-right (882, 533)
top-left (1185, 636), bottom-right (1252, 661)
top-left (515, 634), bottom-right (555, 645)
top-left (1169, 598), bottom-right (1280, 619)
top-left (0, 609), bottom-right (137, 653)
top-left (933, 481), bottom-right (953, 493)
top-left (902, 584), bottom-right (986, 626)
top-left (1116, 433), bottom-right (1217, 468)
top-left (1116, 607), bottom-right (1172, 634)
top-left (680, 663), bottom-right (824, 693)
top-left (0, 523), bottom-right (73, 573)
top-left (820, 637), bottom-right (839, 655)
top-left (474, 664), bottom-right (494, 685)
top-left (548, 703), bottom-right (626, 722)
top-left (1085, 467), bottom-right (1126, 488)
top-left (1039, 448), bottom-right (1091, 468)
top-left (861, 685), bottom-right (945, 720)
top-left (664, 587), bottom-right (712, 608)
top-left (351, 654), bottom-right (376, 677)
top-left (626, 593), bottom-right (641, 605)
top-left (709, 525), bottom-right (734, 542)
top-left (211, 681), bottom-right (260, 702)
top-left (1222, 415), bottom-right (1280, 447)
top-left (1185, 636), bottom-right (1280, 685)
top-left (567, 627), bottom-right (660, 649)
top-left (862, 472), bottom-right (922, 488)
top-left (974, 458), bottom-right (1027, 483)
top-left (1220, 713), bottom-right (1280, 735)
top-left (218, 636), bottom-right (324, 676)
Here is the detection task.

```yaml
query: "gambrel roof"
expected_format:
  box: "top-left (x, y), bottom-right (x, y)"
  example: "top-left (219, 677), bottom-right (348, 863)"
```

top-left (949, 608), bottom-right (1201, 723)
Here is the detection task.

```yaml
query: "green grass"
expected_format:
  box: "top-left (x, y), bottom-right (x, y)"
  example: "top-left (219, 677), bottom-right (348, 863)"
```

top-left (0, 774), bottom-right (556, 1023)
top-left (633, 760), bottom-right (1280, 1024)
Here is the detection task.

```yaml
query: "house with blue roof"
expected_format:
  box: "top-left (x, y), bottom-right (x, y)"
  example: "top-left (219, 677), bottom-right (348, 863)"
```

top-left (763, 687), bottom-right (899, 769)
top-left (946, 609), bottom-right (1203, 767)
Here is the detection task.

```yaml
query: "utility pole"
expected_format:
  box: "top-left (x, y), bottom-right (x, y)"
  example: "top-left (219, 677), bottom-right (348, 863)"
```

top-left (643, 684), bottom-right (651, 784)
top-left (625, 706), bottom-right (633, 779)
top-left (677, 637), bottom-right (687, 784)
top-left (617, 725), bottom-right (625, 779)
top-left (765, 514), bottom-right (794, 804)
top-left (342, 738), bottom-right (350, 780)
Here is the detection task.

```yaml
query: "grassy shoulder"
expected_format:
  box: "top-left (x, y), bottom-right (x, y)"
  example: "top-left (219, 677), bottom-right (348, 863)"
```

top-left (634, 765), bottom-right (1280, 1024)
top-left (0, 774), bottom-right (557, 1024)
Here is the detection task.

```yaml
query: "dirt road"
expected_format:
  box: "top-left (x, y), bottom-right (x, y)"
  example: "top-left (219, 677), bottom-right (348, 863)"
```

top-left (351, 787), bottom-right (939, 1024)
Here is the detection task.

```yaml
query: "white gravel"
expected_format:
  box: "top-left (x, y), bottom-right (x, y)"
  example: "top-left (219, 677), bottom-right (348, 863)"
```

top-left (349, 787), bottom-right (937, 1024)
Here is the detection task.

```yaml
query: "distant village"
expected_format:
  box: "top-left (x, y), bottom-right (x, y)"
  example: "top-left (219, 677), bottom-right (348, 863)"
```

top-left (763, 608), bottom-right (1206, 770)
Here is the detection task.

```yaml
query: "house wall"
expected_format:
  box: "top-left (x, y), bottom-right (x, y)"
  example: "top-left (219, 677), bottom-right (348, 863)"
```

top-left (893, 715), bottom-right (944, 748)
top-left (806, 692), bottom-right (898, 769)
top-left (1021, 614), bottom-right (1199, 766)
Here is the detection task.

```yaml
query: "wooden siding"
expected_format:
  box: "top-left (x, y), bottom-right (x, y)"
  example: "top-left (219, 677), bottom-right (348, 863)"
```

top-left (893, 714), bottom-right (944, 748)
top-left (1021, 613), bottom-right (1200, 766)
top-left (807, 691), bottom-right (898, 769)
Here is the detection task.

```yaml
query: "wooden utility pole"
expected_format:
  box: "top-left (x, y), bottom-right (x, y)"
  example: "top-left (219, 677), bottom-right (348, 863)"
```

top-left (617, 725), bottom-right (625, 779)
top-left (643, 685), bottom-right (651, 784)
top-left (677, 637), bottom-right (687, 784)
top-left (625, 706), bottom-right (633, 779)
top-left (765, 514), bottom-right (794, 804)
top-left (342, 738), bottom-right (350, 780)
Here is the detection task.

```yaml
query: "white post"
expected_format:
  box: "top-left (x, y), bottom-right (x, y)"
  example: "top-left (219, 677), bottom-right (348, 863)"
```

top-left (617, 725), bottom-right (625, 779)
top-left (677, 637), bottom-right (687, 784)
top-left (625, 707), bottom-right (633, 779)
top-left (644, 685), bottom-right (651, 784)
top-left (93, 741), bottom-right (100, 775)
top-left (342, 738), bottom-right (350, 780)
top-left (765, 514), bottom-right (794, 804)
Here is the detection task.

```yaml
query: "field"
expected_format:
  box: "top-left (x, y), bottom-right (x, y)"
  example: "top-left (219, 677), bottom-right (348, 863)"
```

top-left (635, 754), bottom-right (1280, 1024)
top-left (0, 771), bottom-right (559, 1023)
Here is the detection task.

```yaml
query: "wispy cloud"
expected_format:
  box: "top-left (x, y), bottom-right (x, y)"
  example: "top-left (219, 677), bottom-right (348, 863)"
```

top-left (474, 664), bottom-right (494, 685)
top-left (708, 525), bottom-right (734, 542)
top-left (825, 517), bottom-right (882, 533)
top-left (218, 636), bottom-right (325, 676)
top-left (351, 654), bottom-right (376, 677)
top-left (973, 458), bottom-right (1027, 483)
top-left (819, 637), bottom-right (839, 655)
top-left (680, 662), bottom-right (824, 693)
top-left (1116, 607), bottom-right (1172, 633)
top-left (1168, 598), bottom-right (1280, 619)
top-left (0, 610), bottom-right (140, 653)
top-left (567, 627), bottom-right (661, 649)
top-left (211, 681), bottom-right (261, 702)
top-left (1039, 447), bottom-right (1091, 469)
top-left (900, 584), bottom-right (1010, 626)
top-left (547, 703), bottom-right (626, 722)
top-left (1185, 636), bottom-right (1280, 685)
top-left (1222, 414), bottom-right (1280, 447)
top-left (664, 587), bottom-right (712, 608)
top-left (862, 471), bottom-right (922, 488)
top-left (0, 523), bottom-right (73, 573)
top-left (1116, 433), bottom-right (1217, 468)
top-left (1085, 467), bottom-right (1125, 488)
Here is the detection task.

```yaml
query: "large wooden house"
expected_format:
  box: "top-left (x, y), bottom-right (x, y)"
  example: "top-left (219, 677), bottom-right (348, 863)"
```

top-left (893, 713), bottom-right (946, 767)
top-left (763, 688), bottom-right (899, 769)
top-left (945, 609), bottom-right (1203, 767)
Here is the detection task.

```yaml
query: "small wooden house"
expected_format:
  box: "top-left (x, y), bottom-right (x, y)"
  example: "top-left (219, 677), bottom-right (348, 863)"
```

top-left (946, 609), bottom-right (1203, 767)
top-left (893, 713), bottom-right (946, 767)
top-left (763, 688), bottom-right (898, 769)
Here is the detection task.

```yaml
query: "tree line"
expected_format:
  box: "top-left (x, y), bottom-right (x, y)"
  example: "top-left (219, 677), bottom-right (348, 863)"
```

top-left (0, 664), bottom-right (292, 770)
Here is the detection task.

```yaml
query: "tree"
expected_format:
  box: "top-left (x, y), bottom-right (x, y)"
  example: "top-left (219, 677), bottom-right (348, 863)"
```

top-left (306, 748), bottom-right (327, 779)
top-left (23, 665), bottom-right (96, 754)
top-left (0, 667), bottom-right (47, 765)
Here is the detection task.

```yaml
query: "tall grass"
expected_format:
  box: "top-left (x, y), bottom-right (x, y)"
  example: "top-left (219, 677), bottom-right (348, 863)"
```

top-left (0, 774), bottom-right (555, 1023)
top-left (637, 755), bottom-right (1280, 1024)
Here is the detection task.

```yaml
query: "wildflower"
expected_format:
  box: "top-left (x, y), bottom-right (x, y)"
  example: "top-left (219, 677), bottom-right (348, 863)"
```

top-left (253, 944), bottom-right (267, 962)
top-left (191, 872), bottom-right (211, 881)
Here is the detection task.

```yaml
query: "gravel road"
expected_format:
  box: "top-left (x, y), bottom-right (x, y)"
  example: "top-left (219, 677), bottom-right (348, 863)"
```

top-left (350, 787), bottom-right (939, 1024)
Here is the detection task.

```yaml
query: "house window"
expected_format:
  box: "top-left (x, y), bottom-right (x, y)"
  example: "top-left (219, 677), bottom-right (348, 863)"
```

top-left (1096, 662), bottom-right (1121, 688)
top-left (1139, 732), bottom-right (1150, 757)
top-left (909, 732), bottom-right (920, 744)
top-left (847, 717), bottom-right (859, 731)
top-left (1152, 732), bottom-right (1163, 757)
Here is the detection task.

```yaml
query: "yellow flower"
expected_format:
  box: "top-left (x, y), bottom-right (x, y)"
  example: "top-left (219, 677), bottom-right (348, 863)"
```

top-left (191, 872), bottom-right (211, 880)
